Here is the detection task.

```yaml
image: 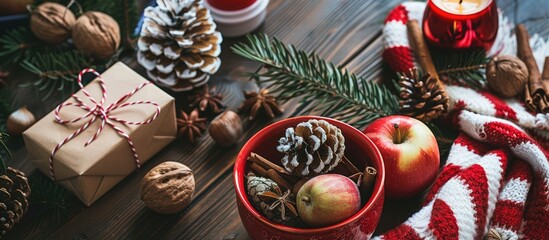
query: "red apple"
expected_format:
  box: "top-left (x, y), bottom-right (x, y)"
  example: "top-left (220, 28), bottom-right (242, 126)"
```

top-left (363, 115), bottom-right (439, 199)
top-left (296, 174), bottom-right (361, 227)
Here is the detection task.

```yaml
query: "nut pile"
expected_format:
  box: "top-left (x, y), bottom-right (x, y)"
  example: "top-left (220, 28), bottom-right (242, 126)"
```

top-left (29, 2), bottom-right (121, 59)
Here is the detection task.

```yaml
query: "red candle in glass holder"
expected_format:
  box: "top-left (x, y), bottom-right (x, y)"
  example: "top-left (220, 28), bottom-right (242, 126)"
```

top-left (423, 0), bottom-right (498, 50)
top-left (207, 0), bottom-right (257, 11)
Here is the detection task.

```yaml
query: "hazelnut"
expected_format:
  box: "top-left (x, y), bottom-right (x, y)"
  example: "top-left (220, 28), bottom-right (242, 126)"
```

top-left (141, 161), bottom-right (195, 214)
top-left (486, 55), bottom-right (528, 98)
top-left (30, 2), bottom-right (76, 44)
top-left (72, 11), bottom-right (120, 59)
top-left (7, 106), bottom-right (36, 135)
top-left (208, 111), bottom-right (242, 147)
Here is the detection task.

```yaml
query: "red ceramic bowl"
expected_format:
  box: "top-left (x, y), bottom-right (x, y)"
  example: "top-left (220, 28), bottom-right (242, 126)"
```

top-left (234, 116), bottom-right (385, 239)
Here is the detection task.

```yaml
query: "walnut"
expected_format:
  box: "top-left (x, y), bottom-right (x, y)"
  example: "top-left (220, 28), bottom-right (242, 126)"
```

top-left (30, 2), bottom-right (76, 44)
top-left (486, 55), bottom-right (528, 98)
top-left (72, 11), bottom-right (120, 59)
top-left (141, 161), bottom-right (195, 214)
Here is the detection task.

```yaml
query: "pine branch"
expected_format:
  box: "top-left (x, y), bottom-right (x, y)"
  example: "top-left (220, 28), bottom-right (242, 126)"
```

top-left (0, 27), bottom-right (44, 65)
top-left (0, 88), bottom-right (13, 132)
top-left (232, 34), bottom-right (399, 127)
top-left (0, 133), bottom-right (10, 175)
top-left (20, 50), bottom-right (94, 101)
top-left (28, 172), bottom-right (79, 223)
top-left (425, 122), bottom-right (458, 159)
top-left (431, 48), bottom-right (488, 89)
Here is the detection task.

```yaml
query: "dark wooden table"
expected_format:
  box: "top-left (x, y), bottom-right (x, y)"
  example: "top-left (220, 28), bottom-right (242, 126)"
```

top-left (6, 0), bottom-right (549, 239)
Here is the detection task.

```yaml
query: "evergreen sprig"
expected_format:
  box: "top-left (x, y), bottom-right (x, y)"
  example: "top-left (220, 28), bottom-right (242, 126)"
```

top-left (425, 122), bottom-right (458, 159)
top-left (432, 48), bottom-right (488, 89)
top-left (20, 50), bottom-right (93, 101)
top-left (0, 27), bottom-right (43, 65)
top-left (232, 34), bottom-right (399, 127)
top-left (28, 172), bottom-right (79, 223)
top-left (0, 88), bottom-right (13, 132)
top-left (0, 133), bottom-right (11, 175)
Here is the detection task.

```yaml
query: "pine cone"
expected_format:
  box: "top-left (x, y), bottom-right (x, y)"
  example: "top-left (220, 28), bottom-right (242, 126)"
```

top-left (277, 119), bottom-right (345, 177)
top-left (399, 69), bottom-right (449, 122)
top-left (246, 173), bottom-right (277, 219)
top-left (137, 0), bottom-right (222, 92)
top-left (0, 167), bottom-right (30, 237)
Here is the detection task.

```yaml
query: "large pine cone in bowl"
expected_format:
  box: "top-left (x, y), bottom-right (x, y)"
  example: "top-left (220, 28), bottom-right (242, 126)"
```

top-left (277, 119), bottom-right (345, 177)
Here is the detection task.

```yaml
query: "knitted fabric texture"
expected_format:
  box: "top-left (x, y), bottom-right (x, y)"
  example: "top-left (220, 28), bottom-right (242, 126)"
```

top-left (378, 2), bottom-right (549, 239)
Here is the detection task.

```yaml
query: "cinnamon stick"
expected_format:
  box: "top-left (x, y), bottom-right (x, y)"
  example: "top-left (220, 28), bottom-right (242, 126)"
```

top-left (525, 85), bottom-right (536, 112)
top-left (248, 152), bottom-right (288, 174)
top-left (341, 156), bottom-right (361, 175)
top-left (250, 162), bottom-right (292, 191)
top-left (517, 24), bottom-right (549, 113)
top-left (541, 57), bottom-right (549, 113)
top-left (248, 152), bottom-right (301, 191)
top-left (267, 169), bottom-right (292, 191)
top-left (250, 162), bottom-right (270, 177)
top-left (360, 167), bottom-right (377, 193)
top-left (542, 57), bottom-right (549, 80)
top-left (407, 20), bottom-right (439, 80)
top-left (348, 172), bottom-right (363, 187)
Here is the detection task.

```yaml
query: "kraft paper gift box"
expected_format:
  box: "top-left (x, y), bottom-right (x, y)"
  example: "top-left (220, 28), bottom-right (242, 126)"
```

top-left (23, 62), bottom-right (177, 206)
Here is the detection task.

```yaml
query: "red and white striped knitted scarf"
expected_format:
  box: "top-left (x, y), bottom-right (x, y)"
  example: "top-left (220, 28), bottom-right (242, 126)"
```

top-left (377, 2), bottom-right (549, 239)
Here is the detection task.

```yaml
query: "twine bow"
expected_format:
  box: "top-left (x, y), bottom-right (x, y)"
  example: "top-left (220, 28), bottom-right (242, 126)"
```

top-left (48, 69), bottom-right (161, 180)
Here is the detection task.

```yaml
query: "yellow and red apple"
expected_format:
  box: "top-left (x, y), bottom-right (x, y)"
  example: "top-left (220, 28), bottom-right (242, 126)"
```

top-left (296, 174), bottom-right (361, 227)
top-left (363, 115), bottom-right (439, 199)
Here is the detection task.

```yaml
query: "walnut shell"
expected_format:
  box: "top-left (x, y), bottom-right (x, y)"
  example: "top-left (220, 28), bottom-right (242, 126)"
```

top-left (30, 2), bottom-right (76, 44)
top-left (486, 55), bottom-right (528, 98)
top-left (72, 11), bottom-right (120, 59)
top-left (208, 111), bottom-right (242, 147)
top-left (141, 161), bottom-right (195, 214)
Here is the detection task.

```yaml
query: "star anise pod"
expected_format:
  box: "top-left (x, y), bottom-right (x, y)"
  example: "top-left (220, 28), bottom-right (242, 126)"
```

top-left (257, 185), bottom-right (297, 221)
top-left (239, 88), bottom-right (283, 121)
top-left (177, 109), bottom-right (207, 143)
top-left (191, 85), bottom-right (224, 114)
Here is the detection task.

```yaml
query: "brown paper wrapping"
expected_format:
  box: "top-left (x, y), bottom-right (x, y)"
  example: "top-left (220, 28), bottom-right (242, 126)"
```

top-left (22, 62), bottom-right (177, 206)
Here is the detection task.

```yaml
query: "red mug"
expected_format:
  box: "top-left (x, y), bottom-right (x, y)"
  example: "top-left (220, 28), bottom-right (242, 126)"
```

top-left (233, 116), bottom-right (385, 239)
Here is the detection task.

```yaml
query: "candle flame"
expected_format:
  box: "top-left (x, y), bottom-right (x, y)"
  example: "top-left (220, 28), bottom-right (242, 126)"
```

top-left (440, 0), bottom-right (483, 14)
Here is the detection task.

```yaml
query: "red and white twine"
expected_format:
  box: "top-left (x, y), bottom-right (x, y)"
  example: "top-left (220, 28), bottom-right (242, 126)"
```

top-left (49, 69), bottom-right (161, 180)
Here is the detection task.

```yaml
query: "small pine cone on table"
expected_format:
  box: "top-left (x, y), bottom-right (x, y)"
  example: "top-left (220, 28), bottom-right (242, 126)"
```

top-left (137, 0), bottom-right (222, 92)
top-left (277, 119), bottom-right (345, 177)
top-left (399, 68), bottom-right (449, 122)
top-left (0, 167), bottom-right (30, 237)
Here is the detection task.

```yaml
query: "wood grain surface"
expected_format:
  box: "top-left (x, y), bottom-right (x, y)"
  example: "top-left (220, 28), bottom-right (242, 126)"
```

top-left (5, 0), bottom-right (549, 239)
